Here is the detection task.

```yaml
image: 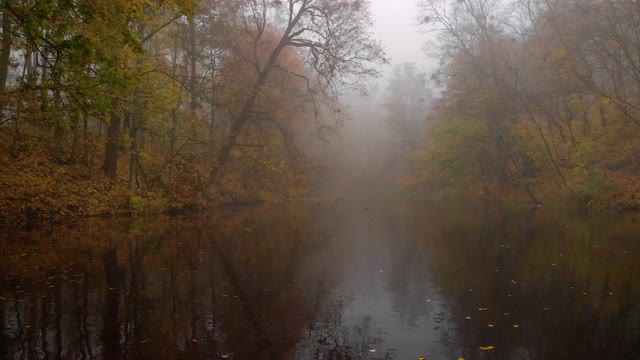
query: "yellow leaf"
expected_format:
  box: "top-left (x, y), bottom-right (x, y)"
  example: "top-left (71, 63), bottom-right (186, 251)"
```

top-left (479, 346), bottom-right (495, 351)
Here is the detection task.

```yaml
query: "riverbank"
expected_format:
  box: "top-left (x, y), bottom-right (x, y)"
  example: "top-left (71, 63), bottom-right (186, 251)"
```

top-left (2, 129), bottom-right (639, 228)
top-left (0, 128), bottom-right (266, 227)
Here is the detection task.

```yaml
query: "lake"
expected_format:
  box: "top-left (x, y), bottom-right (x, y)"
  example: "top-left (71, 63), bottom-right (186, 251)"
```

top-left (1, 200), bottom-right (640, 359)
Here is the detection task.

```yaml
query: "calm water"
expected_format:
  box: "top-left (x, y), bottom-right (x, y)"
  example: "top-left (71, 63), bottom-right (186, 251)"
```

top-left (1, 200), bottom-right (640, 359)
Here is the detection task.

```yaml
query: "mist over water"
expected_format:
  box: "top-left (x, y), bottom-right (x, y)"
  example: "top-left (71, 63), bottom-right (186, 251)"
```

top-left (2, 200), bottom-right (639, 359)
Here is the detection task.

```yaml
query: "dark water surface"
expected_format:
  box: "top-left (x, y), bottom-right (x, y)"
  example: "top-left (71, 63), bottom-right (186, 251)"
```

top-left (1, 200), bottom-right (640, 359)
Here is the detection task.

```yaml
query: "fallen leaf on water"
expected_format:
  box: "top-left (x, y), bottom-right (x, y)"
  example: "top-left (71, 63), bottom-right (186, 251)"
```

top-left (479, 346), bottom-right (495, 351)
top-left (221, 354), bottom-right (232, 358)
top-left (488, 324), bottom-right (495, 328)
top-left (418, 357), bottom-right (425, 360)
top-left (513, 324), bottom-right (520, 328)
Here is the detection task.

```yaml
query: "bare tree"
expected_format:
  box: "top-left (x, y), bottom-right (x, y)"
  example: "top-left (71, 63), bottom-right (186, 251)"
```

top-left (207, 0), bottom-right (387, 187)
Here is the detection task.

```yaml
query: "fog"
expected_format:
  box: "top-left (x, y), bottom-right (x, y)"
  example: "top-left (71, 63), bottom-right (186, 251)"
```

top-left (370, 0), bottom-right (432, 67)
top-left (305, 0), bottom-right (436, 197)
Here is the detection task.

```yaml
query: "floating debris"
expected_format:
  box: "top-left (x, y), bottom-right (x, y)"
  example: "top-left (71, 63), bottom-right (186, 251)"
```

top-left (479, 346), bottom-right (495, 351)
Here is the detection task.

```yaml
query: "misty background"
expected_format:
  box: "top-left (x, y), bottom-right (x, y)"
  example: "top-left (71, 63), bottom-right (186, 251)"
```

top-left (306, 0), bottom-right (436, 196)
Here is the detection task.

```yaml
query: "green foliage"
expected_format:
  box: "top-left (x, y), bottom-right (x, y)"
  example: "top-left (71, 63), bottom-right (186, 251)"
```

top-left (0, 0), bottom-right (385, 221)
top-left (128, 193), bottom-right (168, 214)
top-left (414, 0), bottom-right (640, 209)
top-left (407, 116), bottom-right (495, 198)
top-left (568, 141), bottom-right (612, 208)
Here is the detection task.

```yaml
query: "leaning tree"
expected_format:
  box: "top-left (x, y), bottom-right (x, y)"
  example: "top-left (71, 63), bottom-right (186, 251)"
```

top-left (207, 0), bottom-right (387, 186)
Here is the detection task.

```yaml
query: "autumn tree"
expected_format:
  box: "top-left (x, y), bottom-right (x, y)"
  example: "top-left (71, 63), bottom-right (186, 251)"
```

top-left (0, 0), bottom-right (388, 216)
top-left (418, 0), bottom-right (546, 203)
top-left (412, 0), bottom-right (640, 208)
top-left (206, 0), bottom-right (387, 188)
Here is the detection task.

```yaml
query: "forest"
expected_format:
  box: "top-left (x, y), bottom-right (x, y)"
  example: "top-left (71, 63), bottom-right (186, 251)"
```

top-left (1, 0), bottom-right (640, 223)
top-left (408, 0), bottom-right (640, 211)
top-left (0, 0), bottom-right (386, 221)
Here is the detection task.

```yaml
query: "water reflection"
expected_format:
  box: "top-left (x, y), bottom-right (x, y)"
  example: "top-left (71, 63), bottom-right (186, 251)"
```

top-left (0, 201), bottom-right (639, 359)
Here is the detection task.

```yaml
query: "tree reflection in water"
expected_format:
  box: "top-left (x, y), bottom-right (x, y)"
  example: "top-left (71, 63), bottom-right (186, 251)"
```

top-left (1, 201), bottom-right (640, 359)
top-left (0, 204), bottom-right (391, 360)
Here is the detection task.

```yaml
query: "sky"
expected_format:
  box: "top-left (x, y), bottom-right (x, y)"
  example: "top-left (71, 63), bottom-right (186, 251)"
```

top-left (369, 0), bottom-right (433, 72)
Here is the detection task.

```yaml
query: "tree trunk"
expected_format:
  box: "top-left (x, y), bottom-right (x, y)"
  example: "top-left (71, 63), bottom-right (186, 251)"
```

top-left (208, 54), bottom-right (216, 163)
top-left (509, 152), bottom-right (542, 206)
top-left (207, 87), bottom-right (261, 185)
top-left (52, 92), bottom-right (65, 162)
top-left (207, 34), bottom-right (292, 186)
top-left (39, 49), bottom-right (48, 113)
top-left (82, 112), bottom-right (89, 166)
top-left (599, 106), bottom-right (608, 128)
top-left (103, 99), bottom-right (121, 179)
top-left (70, 110), bottom-right (81, 164)
top-left (128, 93), bottom-right (142, 191)
top-left (582, 110), bottom-right (590, 137)
top-left (189, 18), bottom-right (198, 141)
top-left (169, 26), bottom-right (179, 183)
top-left (0, 8), bottom-right (11, 115)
